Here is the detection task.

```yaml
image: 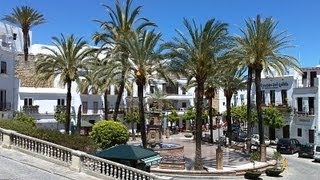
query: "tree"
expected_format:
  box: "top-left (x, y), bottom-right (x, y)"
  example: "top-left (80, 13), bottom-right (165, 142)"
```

top-left (2, 6), bottom-right (45, 61)
top-left (120, 29), bottom-right (169, 148)
top-left (35, 34), bottom-right (91, 134)
top-left (263, 106), bottom-right (285, 129)
top-left (168, 110), bottom-right (180, 129)
top-left (234, 15), bottom-right (301, 161)
top-left (204, 86), bottom-right (216, 143)
top-left (90, 120), bottom-right (129, 149)
top-left (214, 67), bottom-right (246, 144)
top-left (124, 107), bottom-right (139, 140)
top-left (162, 18), bottom-right (229, 170)
top-left (93, 0), bottom-right (155, 120)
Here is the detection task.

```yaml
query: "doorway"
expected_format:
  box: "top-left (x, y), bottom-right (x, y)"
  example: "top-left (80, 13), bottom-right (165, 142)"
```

top-left (309, 129), bottom-right (315, 143)
top-left (269, 127), bottom-right (276, 140)
top-left (283, 125), bottom-right (290, 138)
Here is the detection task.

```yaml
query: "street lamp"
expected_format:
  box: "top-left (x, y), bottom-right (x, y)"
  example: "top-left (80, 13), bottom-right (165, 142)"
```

top-left (216, 112), bottom-right (223, 170)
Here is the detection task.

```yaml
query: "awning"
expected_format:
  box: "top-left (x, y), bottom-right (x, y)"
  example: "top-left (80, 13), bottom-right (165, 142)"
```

top-left (141, 155), bottom-right (162, 166)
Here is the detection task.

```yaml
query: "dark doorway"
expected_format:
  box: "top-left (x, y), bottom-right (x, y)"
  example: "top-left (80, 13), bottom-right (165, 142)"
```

top-left (309, 129), bottom-right (314, 143)
top-left (269, 127), bottom-right (276, 140)
top-left (308, 97), bottom-right (314, 115)
top-left (297, 98), bottom-right (303, 112)
top-left (283, 125), bottom-right (290, 138)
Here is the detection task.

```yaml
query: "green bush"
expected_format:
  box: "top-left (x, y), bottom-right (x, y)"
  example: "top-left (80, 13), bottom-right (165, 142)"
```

top-left (90, 120), bottom-right (129, 149)
top-left (0, 120), bottom-right (98, 153)
top-left (14, 111), bottom-right (36, 127)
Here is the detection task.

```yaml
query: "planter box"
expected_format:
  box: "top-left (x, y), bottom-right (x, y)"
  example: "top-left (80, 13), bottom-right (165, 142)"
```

top-left (265, 168), bottom-right (282, 177)
top-left (244, 171), bottom-right (262, 179)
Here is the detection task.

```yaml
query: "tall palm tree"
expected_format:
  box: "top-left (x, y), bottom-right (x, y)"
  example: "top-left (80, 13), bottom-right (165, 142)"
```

top-left (93, 0), bottom-right (155, 120)
top-left (214, 66), bottom-right (247, 145)
top-left (233, 15), bottom-right (301, 161)
top-left (35, 34), bottom-right (91, 134)
top-left (3, 6), bottom-right (45, 61)
top-left (121, 30), bottom-right (168, 148)
top-left (163, 18), bottom-right (229, 170)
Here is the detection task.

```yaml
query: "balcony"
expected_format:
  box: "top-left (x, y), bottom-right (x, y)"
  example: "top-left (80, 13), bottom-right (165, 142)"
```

top-left (23, 105), bottom-right (39, 114)
top-left (294, 78), bottom-right (318, 88)
top-left (0, 103), bottom-right (11, 111)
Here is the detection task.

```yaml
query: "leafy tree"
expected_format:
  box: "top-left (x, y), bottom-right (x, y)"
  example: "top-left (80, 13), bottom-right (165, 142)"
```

top-left (231, 105), bottom-right (247, 123)
top-left (2, 6), bottom-right (45, 61)
top-left (163, 18), bottom-right (229, 170)
top-left (123, 107), bottom-right (139, 140)
top-left (182, 107), bottom-right (196, 123)
top-left (93, 0), bottom-right (155, 120)
top-left (263, 106), bottom-right (284, 128)
top-left (14, 111), bottom-right (36, 127)
top-left (168, 110), bottom-right (180, 128)
top-left (233, 15), bottom-right (301, 161)
top-left (35, 34), bottom-right (91, 134)
top-left (90, 120), bottom-right (129, 149)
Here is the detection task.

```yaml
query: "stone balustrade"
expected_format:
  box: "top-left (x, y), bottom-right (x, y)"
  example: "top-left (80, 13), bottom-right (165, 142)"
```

top-left (0, 128), bottom-right (172, 180)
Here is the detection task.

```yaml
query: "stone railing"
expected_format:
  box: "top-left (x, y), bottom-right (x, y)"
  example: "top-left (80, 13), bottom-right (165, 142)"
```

top-left (0, 128), bottom-right (172, 180)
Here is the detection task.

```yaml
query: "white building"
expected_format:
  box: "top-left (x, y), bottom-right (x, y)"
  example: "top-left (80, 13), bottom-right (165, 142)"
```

top-left (0, 22), bottom-right (22, 119)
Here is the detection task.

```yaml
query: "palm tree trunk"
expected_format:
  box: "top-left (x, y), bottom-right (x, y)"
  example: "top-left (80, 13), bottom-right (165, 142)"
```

top-left (195, 83), bottom-right (204, 170)
top-left (76, 105), bottom-right (81, 134)
top-left (226, 94), bottom-right (232, 145)
top-left (65, 80), bottom-right (72, 134)
top-left (22, 30), bottom-right (29, 61)
top-left (255, 68), bottom-right (266, 161)
top-left (137, 83), bottom-right (147, 148)
top-left (113, 70), bottom-right (125, 120)
top-left (208, 98), bottom-right (213, 143)
top-left (246, 67), bottom-right (253, 152)
top-left (104, 90), bottom-right (109, 120)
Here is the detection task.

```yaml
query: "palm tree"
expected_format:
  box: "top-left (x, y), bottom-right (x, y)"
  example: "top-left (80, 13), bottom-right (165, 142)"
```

top-left (93, 0), bottom-right (155, 120)
top-left (214, 66), bottom-right (247, 145)
top-left (233, 15), bottom-right (301, 161)
top-left (162, 18), bottom-right (229, 170)
top-left (121, 30), bottom-right (167, 148)
top-left (3, 6), bottom-right (45, 61)
top-left (35, 34), bottom-right (91, 134)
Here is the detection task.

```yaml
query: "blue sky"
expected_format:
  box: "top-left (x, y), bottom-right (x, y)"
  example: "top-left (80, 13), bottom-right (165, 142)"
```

top-left (1, 0), bottom-right (319, 67)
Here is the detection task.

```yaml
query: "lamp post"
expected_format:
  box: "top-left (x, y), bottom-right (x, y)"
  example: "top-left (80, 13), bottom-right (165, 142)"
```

top-left (216, 113), bottom-right (223, 170)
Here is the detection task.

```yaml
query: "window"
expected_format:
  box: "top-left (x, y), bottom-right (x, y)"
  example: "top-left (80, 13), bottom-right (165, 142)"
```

top-left (240, 94), bottom-right (244, 104)
top-left (164, 83), bottom-right (178, 94)
top-left (57, 99), bottom-right (65, 106)
top-left (82, 102), bottom-right (88, 114)
top-left (0, 61), bottom-right (7, 74)
top-left (93, 101), bottom-right (98, 114)
top-left (182, 102), bottom-right (187, 108)
top-left (24, 98), bottom-right (33, 106)
top-left (150, 86), bottom-right (155, 94)
top-left (281, 90), bottom-right (287, 105)
top-left (297, 128), bottom-right (302, 137)
top-left (0, 90), bottom-right (6, 111)
top-left (297, 97), bottom-right (303, 112)
top-left (270, 90), bottom-right (275, 104)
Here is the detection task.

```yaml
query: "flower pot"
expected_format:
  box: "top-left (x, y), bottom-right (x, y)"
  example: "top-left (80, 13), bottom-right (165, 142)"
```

top-left (184, 134), bottom-right (193, 138)
top-left (244, 171), bottom-right (262, 179)
top-left (265, 168), bottom-right (282, 177)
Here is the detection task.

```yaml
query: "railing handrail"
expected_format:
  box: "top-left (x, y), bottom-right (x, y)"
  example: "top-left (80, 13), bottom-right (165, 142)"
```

top-left (0, 127), bottom-right (172, 180)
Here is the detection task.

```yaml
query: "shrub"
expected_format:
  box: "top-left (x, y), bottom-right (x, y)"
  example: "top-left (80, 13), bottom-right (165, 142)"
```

top-left (0, 120), bottom-right (98, 153)
top-left (90, 120), bottom-right (129, 149)
top-left (14, 111), bottom-right (36, 127)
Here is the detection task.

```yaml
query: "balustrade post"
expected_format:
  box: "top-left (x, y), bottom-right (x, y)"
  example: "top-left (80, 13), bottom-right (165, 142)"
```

top-left (1, 129), bottom-right (15, 149)
top-left (70, 150), bottom-right (84, 172)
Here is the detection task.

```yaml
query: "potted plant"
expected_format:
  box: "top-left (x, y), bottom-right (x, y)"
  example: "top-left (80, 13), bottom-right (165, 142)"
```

top-left (265, 151), bottom-right (283, 177)
top-left (244, 151), bottom-right (262, 179)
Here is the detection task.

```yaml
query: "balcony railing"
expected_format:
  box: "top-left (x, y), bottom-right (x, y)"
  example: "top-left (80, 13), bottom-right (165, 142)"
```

top-left (23, 105), bottom-right (39, 114)
top-left (294, 78), bottom-right (318, 88)
top-left (0, 103), bottom-right (11, 111)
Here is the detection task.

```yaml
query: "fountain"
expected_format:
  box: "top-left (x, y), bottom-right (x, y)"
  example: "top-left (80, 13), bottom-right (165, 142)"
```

top-left (146, 110), bottom-right (186, 170)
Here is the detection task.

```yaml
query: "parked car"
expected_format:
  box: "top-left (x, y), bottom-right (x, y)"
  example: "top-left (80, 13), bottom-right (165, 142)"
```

top-left (231, 129), bottom-right (247, 142)
top-left (251, 134), bottom-right (271, 146)
top-left (314, 145), bottom-right (320, 162)
top-left (276, 138), bottom-right (301, 154)
top-left (298, 143), bottom-right (315, 158)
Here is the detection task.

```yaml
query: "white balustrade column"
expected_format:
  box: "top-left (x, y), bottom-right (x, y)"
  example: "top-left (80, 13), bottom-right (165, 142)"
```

top-left (1, 129), bottom-right (15, 149)
top-left (70, 150), bottom-right (84, 172)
